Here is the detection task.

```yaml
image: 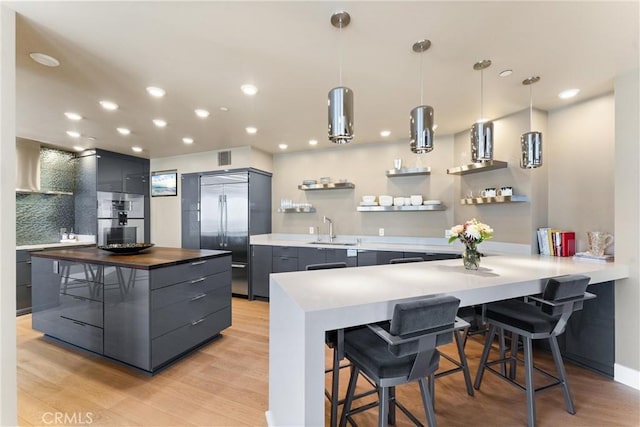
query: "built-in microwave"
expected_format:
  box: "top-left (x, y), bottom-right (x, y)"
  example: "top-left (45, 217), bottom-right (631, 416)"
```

top-left (97, 192), bottom-right (145, 245)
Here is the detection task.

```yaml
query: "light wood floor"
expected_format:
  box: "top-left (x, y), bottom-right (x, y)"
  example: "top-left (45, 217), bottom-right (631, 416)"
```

top-left (17, 298), bottom-right (639, 426)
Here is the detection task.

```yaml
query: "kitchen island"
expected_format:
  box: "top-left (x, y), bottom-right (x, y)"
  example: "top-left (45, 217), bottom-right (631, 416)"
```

top-left (266, 254), bottom-right (629, 426)
top-left (31, 246), bottom-right (231, 373)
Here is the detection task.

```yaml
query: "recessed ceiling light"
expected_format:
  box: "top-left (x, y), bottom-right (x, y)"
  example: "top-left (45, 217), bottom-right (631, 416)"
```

top-left (64, 112), bottom-right (82, 121)
top-left (194, 108), bottom-right (210, 118)
top-left (146, 86), bottom-right (166, 98)
top-left (72, 146), bottom-right (85, 152)
top-left (278, 143), bottom-right (288, 150)
top-left (219, 106), bottom-right (230, 112)
top-left (117, 127), bottom-right (131, 135)
top-left (29, 52), bottom-right (60, 67)
top-left (99, 100), bottom-right (118, 111)
top-left (499, 69), bottom-right (513, 77)
top-left (308, 139), bottom-right (318, 146)
top-left (153, 118), bottom-right (167, 128)
top-left (66, 130), bottom-right (80, 138)
top-left (558, 88), bottom-right (580, 99)
top-left (380, 130), bottom-right (391, 137)
top-left (182, 137), bottom-right (194, 144)
top-left (245, 126), bottom-right (258, 134)
top-left (131, 146), bottom-right (143, 153)
top-left (241, 84), bottom-right (258, 96)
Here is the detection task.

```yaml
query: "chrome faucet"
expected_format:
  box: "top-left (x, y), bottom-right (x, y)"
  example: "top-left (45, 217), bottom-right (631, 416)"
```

top-left (323, 216), bottom-right (336, 242)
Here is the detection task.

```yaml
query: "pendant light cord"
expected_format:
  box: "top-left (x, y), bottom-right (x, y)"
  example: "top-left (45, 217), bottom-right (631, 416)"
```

top-left (338, 24), bottom-right (343, 86)
top-left (480, 69), bottom-right (484, 122)
top-left (420, 51), bottom-right (424, 105)
top-left (529, 84), bottom-right (533, 131)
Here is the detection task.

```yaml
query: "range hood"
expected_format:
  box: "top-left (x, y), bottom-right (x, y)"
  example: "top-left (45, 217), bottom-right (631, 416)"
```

top-left (16, 139), bottom-right (72, 195)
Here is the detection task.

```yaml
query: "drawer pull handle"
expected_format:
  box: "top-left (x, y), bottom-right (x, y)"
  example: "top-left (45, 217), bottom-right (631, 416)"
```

top-left (72, 321), bottom-right (86, 327)
top-left (27, 261), bottom-right (32, 264)
top-left (191, 260), bottom-right (206, 266)
top-left (191, 294), bottom-right (206, 301)
top-left (190, 277), bottom-right (206, 284)
top-left (191, 318), bottom-right (205, 326)
top-left (26, 285), bottom-right (32, 288)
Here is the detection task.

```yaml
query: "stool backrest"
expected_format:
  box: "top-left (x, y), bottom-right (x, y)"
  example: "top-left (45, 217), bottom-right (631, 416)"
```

top-left (388, 295), bottom-right (460, 357)
top-left (542, 274), bottom-right (591, 316)
top-left (305, 262), bottom-right (348, 270)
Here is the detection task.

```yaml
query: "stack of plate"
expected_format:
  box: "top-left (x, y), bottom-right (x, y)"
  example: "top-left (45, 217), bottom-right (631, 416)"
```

top-left (302, 179), bottom-right (317, 185)
top-left (423, 200), bottom-right (441, 205)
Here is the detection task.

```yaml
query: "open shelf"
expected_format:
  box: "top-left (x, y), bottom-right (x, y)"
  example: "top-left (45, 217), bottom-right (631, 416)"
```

top-left (277, 207), bottom-right (316, 213)
top-left (298, 182), bottom-right (355, 191)
top-left (357, 204), bottom-right (446, 212)
top-left (460, 195), bottom-right (528, 205)
top-left (385, 167), bottom-right (431, 177)
top-left (446, 160), bottom-right (508, 175)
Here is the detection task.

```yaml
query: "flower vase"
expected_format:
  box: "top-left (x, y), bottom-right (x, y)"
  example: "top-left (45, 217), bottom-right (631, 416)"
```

top-left (463, 245), bottom-right (480, 270)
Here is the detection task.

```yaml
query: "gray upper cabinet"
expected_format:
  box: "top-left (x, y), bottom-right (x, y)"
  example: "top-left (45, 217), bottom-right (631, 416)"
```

top-left (96, 150), bottom-right (149, 195)
top-left (181, 173), bottom-right (200, 249)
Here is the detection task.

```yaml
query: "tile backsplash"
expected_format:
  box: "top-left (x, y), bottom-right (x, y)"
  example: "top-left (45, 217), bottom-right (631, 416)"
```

top-left (16, 147), bottom-right (76, 245)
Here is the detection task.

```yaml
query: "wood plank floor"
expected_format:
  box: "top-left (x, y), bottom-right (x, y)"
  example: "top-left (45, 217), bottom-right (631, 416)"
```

top-left (17, 298), bottom-right (639, 426)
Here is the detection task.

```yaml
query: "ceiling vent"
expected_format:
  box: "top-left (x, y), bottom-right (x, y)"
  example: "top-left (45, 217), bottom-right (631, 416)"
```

top-left (218, 150), bottom-right (232, 166)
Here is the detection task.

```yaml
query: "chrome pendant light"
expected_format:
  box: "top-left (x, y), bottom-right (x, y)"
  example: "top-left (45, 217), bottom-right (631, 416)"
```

top-left (470, 60), bottom-right (494, 162)
top-left (410, 39), bottom-right (434, 154)
top-left (521, 76), bottom-right (542, 168)
top-left (328, 11), bottom-right (353, 144)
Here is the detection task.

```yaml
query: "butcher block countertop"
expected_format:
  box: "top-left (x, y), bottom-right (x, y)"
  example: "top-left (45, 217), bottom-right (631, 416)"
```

top-left (30, 246), bottom-right (231, 270)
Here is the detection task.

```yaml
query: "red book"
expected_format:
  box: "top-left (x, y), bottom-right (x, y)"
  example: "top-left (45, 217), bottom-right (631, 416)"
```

top-left (561, 232), bottom-right (576, 257)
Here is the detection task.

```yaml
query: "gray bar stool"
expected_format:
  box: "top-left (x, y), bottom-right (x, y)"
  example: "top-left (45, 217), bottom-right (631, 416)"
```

top-left (339, 295), bottom-right (466, 427)
top-left (473, 275), bottom-right (595, 426)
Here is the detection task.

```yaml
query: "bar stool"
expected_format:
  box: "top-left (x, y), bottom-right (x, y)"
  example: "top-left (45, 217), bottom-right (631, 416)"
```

top-left (339, 295), bottom-right (465, 427)
top-left (473, 275), bottom-right (594, 427)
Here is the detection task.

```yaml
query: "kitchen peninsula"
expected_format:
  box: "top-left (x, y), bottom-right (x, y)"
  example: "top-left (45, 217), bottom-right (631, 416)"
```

top-left (31, 246), bottom-right (231, 373)
top-left (266, 254), bottom-right (629, 426)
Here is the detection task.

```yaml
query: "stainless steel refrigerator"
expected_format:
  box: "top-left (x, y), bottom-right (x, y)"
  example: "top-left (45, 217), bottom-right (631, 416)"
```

top-left (198, 170), bottom-right (271, 297)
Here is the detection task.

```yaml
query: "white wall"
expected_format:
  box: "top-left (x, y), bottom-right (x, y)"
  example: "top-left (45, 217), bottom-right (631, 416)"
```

top-left (149, 146), bottom-right (273, 247)
top-left (0, 5), bottom-right (17, 424)
top-left (548, 94), bottom-right (615, 252)
top-left (613, 70), bottom-right (640, 385)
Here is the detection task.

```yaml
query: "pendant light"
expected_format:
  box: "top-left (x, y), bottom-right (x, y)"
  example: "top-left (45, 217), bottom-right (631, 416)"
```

top-left (328, 11), bottom-right (353, 144)
top-left (521, 76), bottom-right (542, 168)
top-left (409, 39), bottom-right (434, 154)
top-left (470, 60), bottom-right (494, 162)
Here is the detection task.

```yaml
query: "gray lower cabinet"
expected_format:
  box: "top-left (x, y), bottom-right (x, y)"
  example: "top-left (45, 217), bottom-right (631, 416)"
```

top-left (251, 245), bottom-right (272, 299)
top-left (32, 255), bottom-right (232, 373)
top-left (403, 251), bottom-right (461, 261)
top-left (16, 250), bottom-right (33, 315)
top-left (357, 250), bottom-right (402, 266)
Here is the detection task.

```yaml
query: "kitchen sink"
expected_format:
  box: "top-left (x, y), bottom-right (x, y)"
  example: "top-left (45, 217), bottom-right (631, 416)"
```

top-left (308, 241), bottom-right (357, 246)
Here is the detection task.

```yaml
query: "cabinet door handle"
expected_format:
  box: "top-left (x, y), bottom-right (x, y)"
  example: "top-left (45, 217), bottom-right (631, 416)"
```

top-left (191, 260), bottom-right (206, 266)
top-left (191, 318), bottom-right (205, 326)
top-left (26, 285), bottom-right (32, 288)
top-left (190, 294), bottom-right (206, 301)
top-left (190, 277), bottom-right (206, 284)
top-left (27, 261), bottom-right (32, 265)
top-left (72, 321), bottom-right (86, 327)
top-left (72, 296), bottom-right (86, 301)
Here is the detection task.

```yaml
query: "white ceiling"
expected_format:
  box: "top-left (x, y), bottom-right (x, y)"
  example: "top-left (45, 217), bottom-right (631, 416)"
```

top-left (8, 1), bottom-right (639, 158)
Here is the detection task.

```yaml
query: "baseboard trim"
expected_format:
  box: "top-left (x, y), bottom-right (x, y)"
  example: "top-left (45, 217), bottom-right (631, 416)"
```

top-left (614, 363), bottom-right (640, 390)
top-left (265, 410), bottom-right (274, 427)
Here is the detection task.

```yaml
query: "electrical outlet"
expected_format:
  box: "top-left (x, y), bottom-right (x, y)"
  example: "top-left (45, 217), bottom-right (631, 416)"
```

top-left (378, 228), bottom-right (385, 237)
top-left (445, 229), bottom-right (452, 238)
top-left (309, 226), bottom-right (315, 235)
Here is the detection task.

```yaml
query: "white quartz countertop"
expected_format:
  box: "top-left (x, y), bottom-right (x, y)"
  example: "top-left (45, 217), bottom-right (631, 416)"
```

top-left (250, 233), bottom-right (531, 255)
top-left (270, 254), bottom-right (629, 314)
top-left (17, 237), bottom-right (96, 251)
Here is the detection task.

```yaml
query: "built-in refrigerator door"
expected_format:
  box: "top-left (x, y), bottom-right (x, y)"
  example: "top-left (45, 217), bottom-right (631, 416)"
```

top-left (223, 182), bottom-right (249, 263)
top-left (200, 183), bottom-right (223, 250)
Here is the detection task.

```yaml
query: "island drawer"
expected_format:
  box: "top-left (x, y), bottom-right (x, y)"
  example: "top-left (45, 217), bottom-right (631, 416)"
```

top-left (272, 246), bottom-right (298, 258)
top-left (151, 305), bottom-right (231, 369)
top-left (45, 316), bottom-right (103, 354)
top-left (151, 284), bottom-right (231, 338)
top-left (150, 270), bottom-right (231, 310)
top-left (149, 256), bottom-right (231, 290)
top-left (58, 294), bottom-right (104, 328)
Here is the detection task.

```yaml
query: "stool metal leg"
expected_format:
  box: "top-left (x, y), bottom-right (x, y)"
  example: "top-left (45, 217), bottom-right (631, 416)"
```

top-left (387, 386), bottom-right (396, 425)
top-left (509, 332), bottom-right (519, 380)
top-left (419, 377), bottom-right (437, 427)
top-left (454, 328), bottom-right (474, 396)
top-left (330, 347), bottom-right (340, 427)
top-left (474, 324), bottom-right (496, 389)
top-left (339, 365), bottom-right (359, 427)
top-left (378, 387), bottom-right (389, 427)
top-left (523, 336), bottom-right (536, 427)
top-left (498, 327), bottom-right (507, 376)
top-left (549, 336), bottom-right (576, 415)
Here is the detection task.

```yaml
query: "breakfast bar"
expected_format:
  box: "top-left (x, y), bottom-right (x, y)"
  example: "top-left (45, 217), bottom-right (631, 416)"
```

top-left (30, 246), bottom-right (232, 373)
top-left (266, 255), bottom-right (629, 426)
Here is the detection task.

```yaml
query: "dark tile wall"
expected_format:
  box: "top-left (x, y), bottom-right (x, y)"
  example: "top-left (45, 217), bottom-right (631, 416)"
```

top-left (16, 147), bottom-right (76, 245)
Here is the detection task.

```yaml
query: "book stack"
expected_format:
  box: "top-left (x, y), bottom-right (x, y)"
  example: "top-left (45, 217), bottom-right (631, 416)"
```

top-left (573, 252), bottom-right (614, 263)
top-left (537, 228), bottom-right (576, 257)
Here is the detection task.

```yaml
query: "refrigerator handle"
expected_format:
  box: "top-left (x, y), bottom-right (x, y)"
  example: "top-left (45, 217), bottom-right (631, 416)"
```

top-left (218, 194), bottom-right (223, 246)
top-left (223, 194), bottom-right (229, 247)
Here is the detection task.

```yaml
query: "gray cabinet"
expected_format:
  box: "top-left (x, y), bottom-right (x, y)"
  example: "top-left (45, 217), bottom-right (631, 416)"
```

top-left (357, 250), bottom-right (401, 266)
top-left (96, 150), bottom-right (149, 195)
top-left (16, 250), bottom-right (32, 315)
top-left (403, 252), bottom-right (461, 261)
top-left (181, 173), bottom-right (200, 249)
top-left (297, 247), bottom-right (355, 270)
top-left (251, 245), bottom-right (272, 299)
top-left (32, 254), bottom-right (232, 373)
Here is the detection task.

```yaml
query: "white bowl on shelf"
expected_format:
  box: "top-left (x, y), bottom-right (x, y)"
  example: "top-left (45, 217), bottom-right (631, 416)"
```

top-left (379, 195), bottom-right (393, 206)
top-left (362, 195), bottom-right (376, 204)
top-left (393, 197), bottom-right (405, 206)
